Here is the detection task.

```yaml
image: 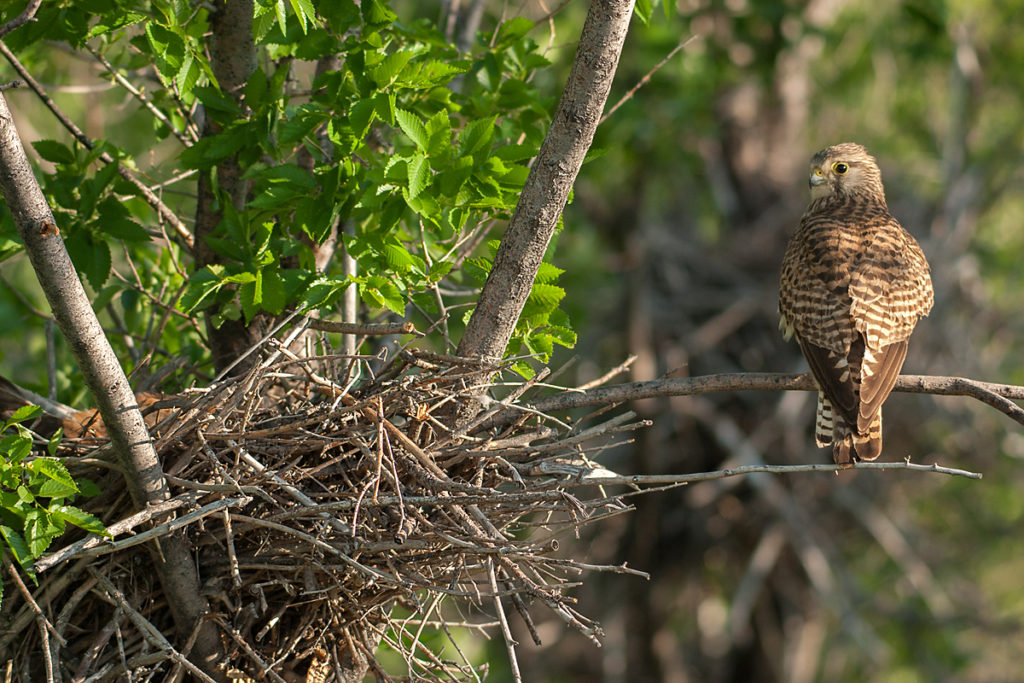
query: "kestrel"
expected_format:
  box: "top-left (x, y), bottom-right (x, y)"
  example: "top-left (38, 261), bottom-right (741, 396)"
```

top-left (779, 143), bottom-right (933, 466)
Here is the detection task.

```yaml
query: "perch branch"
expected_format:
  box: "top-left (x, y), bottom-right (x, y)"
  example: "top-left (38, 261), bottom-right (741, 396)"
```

top-left (519, 372), bottom-right (1024, 425)
top-left (0, 91), bottom-right (222, 670)
top-left (547, 460), bottom-right (982, 484)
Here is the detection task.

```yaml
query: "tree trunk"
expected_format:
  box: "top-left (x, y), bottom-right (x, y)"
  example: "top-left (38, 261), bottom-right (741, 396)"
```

top-left (194, 0), bottom-right (263, 375)
top-left (0, 94), bottom-right (224, 677)
top-left (456, 0), bottom-right (636, 365)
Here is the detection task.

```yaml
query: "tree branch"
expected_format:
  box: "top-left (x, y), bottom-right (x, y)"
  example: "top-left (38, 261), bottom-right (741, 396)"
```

top-left (194, 0), bottom-right (261, 374)
top-left (518, 372), bottom-right (1024, 426)
top-left (0, 93), bottom-right (223, 674)
top-left (548, 460), bottom-right (982, 484)
top-left (0, 0), bottom-right (42, 40)
top-left (456, 0), bottom-right (636, 362)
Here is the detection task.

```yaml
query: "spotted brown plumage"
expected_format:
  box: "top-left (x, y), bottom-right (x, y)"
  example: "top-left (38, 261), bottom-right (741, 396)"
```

top-left (779, 143), bottom-right (933, 466)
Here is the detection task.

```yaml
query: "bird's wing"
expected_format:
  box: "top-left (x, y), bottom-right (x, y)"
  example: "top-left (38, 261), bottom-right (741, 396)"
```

top-left (857, 340), bottom-right (907, 432)
top-left (796, 334), bottom-right (859, 430)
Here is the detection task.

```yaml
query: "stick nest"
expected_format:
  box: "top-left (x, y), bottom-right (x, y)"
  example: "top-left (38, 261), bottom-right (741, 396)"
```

top-left (2, 348), bottom-right (646, 681)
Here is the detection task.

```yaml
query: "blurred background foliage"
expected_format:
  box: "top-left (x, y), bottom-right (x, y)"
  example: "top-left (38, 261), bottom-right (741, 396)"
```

top-left (0, 0), bottom-right (1022, 681)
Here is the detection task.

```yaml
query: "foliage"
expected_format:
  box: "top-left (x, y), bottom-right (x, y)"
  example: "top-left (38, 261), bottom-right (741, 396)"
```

top-left (0, 0), bottom-right (576, 387)
top-left (0, 405), bottom-right (107, 605)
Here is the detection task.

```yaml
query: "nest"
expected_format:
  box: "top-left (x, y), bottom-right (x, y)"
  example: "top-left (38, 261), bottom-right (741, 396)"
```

top-left (0, 344), bottom-right (648, 681)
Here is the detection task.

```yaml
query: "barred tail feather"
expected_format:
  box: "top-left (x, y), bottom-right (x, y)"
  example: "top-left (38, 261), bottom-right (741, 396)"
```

top-left (853, 411), bottom-right (883, 461)
top-left (815, 393), bottom-right (833, 447)
top-left (832, 411), bottom-right (883, 466)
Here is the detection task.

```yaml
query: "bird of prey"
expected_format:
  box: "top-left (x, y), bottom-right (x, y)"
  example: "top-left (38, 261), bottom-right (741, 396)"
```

top-left (779, 142), bottom-right (933, 466)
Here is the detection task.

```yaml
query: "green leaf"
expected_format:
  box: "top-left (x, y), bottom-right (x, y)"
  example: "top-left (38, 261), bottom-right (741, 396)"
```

top-left (544, 324), bottom-right (577, 348)
top-left (370, 50), bottom-right (415, 88)
top-left (373, 92), bottom-right (396, 126)
top-left (288, 0), bottom-right (315, 33)
top-left (53, 505), bottom-right (109, 538)
top-left (1, 432), bottom-right (33, 464)
top-left (261, 268), bottom-right (287, 314)
top-left (46, 428), bottom-right (63, 458)
top-left (361, 0), bottom-right (397, 27)
top-left (97, 197), bottom-right (150, 242)
top-left (144, 23), bottom-right (185, 87)
top-left (535, 261), bottom-right (565, 284)
top-left (383, 243), bottom-right (425, 274)
top-left (245, 67), bottom-right (268, 110)
top-left (240, 277), bottom-right (261, 323)
top-left (275, 0), bottom-right (288, 34)
top-left (350, 98), bottom-right (376, 137)
top-left (179, 268), bottom-right (224, 314)
top-left (428, 261), bottom-right (453, 282)
top-left (495, 17), bottom-right (535, 46)
top-left (425, 110), bottom-right (451, 158)
top-left (28, 459), bottom-right (78, 498)
top-left (0, 525), bottom-right (32, 568)
top-left (407, 153), bottom-right (430, 198)
top-left (634, 0), bottom-right (652, 24)
top-left (64, 230), bottom-right (112, 290)
top-left (25, 512), bottom-right (61, 558)
top-left (395, 109), bottom-right (429, 151)
top-left (6, 405), bottom-right (42, 427)
top-left (459, 116), bottom-right (496, 157)
top-left (16, 486), bottom-right (34, 505)
top-left (32, 140), bottom-right (76, 165)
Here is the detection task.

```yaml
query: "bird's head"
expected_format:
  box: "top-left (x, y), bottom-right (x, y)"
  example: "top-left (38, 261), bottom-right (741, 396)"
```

top-left (807, 142), bottom-right (886, 203)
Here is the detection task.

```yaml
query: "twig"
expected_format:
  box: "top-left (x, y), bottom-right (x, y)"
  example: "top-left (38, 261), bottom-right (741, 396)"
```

top-left (600, 35), bottom-right (697, 124)
top-left (554, 460), bottom-right (982, 484)
top-left (576, 354), bottom-right (637, 391)
top-left (305, 318), bottom-right (419, 336)
top-left (87, 45), bottom-right (195, 145)
top-left (88, 570), bottom-right (218, 683)
top-left (34, 495), bottom-right (249, 572)
top-left (210, 616), bottom-right (288, 683)
top-left (488, 558), bottom-right (522, 683)
top-left (4, 555), bottom-right (62, 683)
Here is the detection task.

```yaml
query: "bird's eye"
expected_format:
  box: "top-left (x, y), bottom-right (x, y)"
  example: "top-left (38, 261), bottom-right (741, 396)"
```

top-left (832, 162), bottom-right (849, 174)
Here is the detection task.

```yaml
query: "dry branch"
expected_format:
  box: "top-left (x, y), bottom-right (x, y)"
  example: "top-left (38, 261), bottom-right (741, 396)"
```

top-left (517, 372), bottom-right (1024, 425)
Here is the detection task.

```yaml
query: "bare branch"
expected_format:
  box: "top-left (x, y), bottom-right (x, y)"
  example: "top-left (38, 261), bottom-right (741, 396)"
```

top-left (305, 318), bottom-right (419, 336)
top-left (0, 92), bottom-right (222, 672)
top-left (600, 35), bottom-right (698, 125)
top-left (551, 460), bottom-right (982, 484)
top-left (521, 372), bottom-right (1024, 425)
top-left (0, 0), bottom-right (42, 39)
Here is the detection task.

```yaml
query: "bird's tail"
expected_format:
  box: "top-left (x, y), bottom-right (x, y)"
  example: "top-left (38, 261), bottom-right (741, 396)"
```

top-left (833, 411), bottom-right (883, 466)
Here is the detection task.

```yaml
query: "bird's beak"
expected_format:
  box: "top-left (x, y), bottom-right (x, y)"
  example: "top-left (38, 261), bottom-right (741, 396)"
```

top-left (809, 167), bottom-right (826, 187)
